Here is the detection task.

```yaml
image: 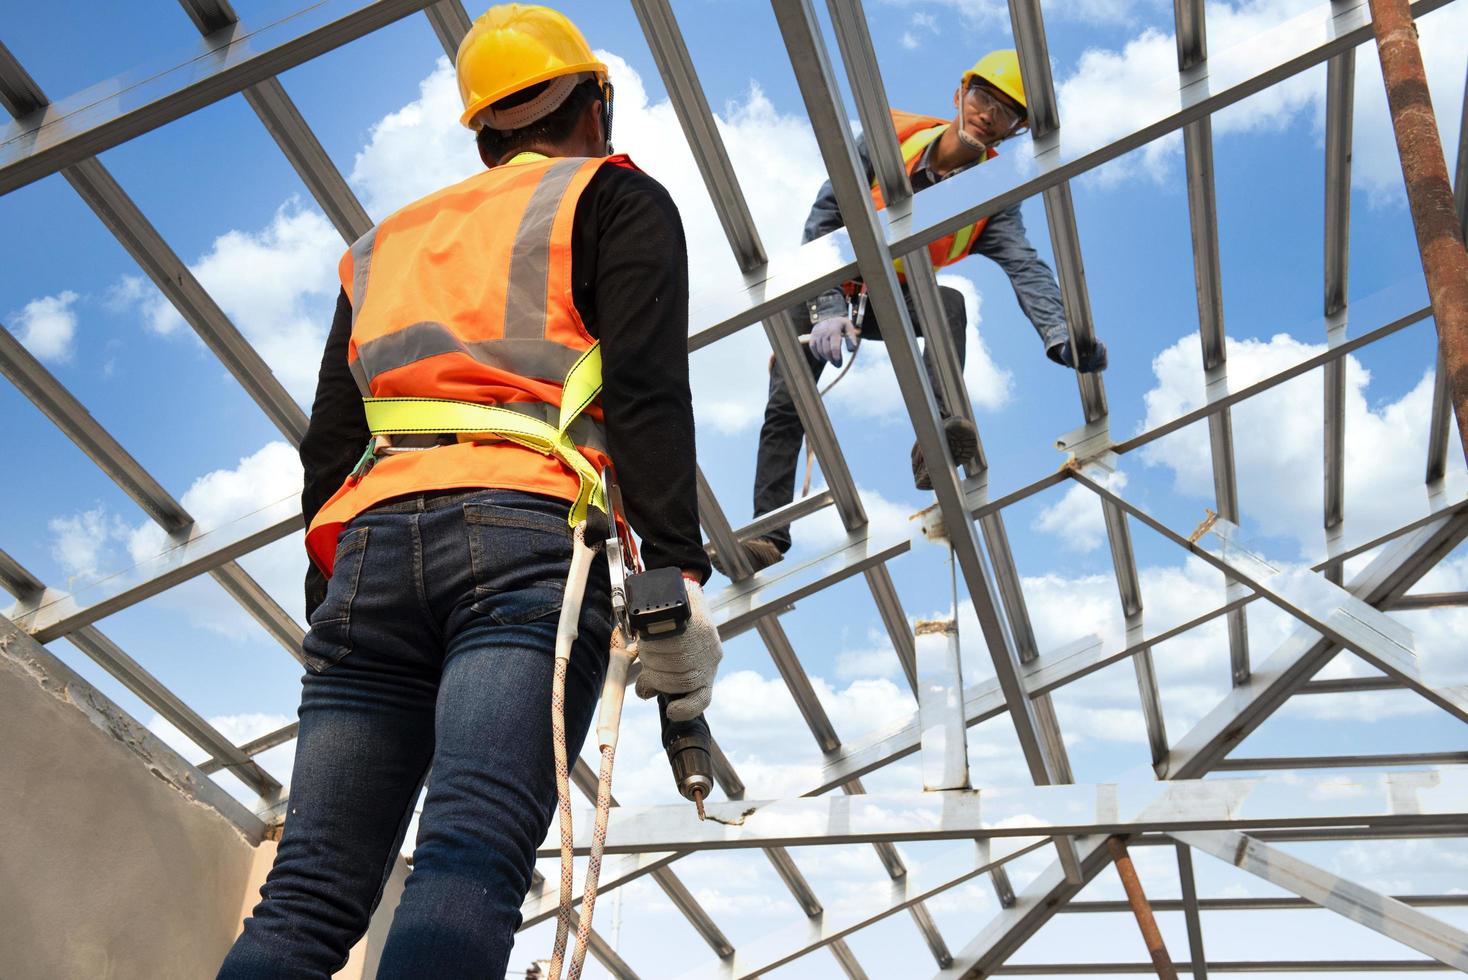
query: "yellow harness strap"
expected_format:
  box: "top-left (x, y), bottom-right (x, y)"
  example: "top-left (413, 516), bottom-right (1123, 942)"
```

top-left (361, 343), bottom-right (607, 526)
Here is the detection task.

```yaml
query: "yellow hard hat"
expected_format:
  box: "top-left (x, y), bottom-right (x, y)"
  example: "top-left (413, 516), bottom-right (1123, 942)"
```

top-left (961, 50), bottom-right (1026, 113)
top-left (456, 4), bottom-right (609, 130)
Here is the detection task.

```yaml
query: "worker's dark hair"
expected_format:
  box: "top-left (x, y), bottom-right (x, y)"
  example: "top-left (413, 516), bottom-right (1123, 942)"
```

top-left (476, 77), bottom-right (605, 164)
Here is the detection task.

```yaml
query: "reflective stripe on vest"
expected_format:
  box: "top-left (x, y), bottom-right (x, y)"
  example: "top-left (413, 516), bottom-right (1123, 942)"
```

top-left (306, 152), bottom-right (631, 575)
top-left (874, 110), bottom-right (994, 275)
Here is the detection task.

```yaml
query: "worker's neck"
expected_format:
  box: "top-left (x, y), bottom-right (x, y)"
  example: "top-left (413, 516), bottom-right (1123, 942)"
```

top-left (508, 136), bottom-right (603, 163)
top-left (928, 125), bottom-right (986, 178)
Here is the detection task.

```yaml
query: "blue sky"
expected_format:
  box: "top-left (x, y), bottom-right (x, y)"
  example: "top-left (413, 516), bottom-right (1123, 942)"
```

top-left (4, 1), bottom-right (1468, 975)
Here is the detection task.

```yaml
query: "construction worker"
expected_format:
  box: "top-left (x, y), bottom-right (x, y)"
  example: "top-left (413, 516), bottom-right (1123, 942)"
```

top-left (218, 6), bottom-right (718, 977)
top-left (717, 51), bottom-right (1105, 576)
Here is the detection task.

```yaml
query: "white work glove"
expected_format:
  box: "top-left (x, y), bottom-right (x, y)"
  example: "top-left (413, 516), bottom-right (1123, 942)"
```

top-left (808, 315), bottom-right (859, 367)
top-left (634, 579), bottom-right (724, 721)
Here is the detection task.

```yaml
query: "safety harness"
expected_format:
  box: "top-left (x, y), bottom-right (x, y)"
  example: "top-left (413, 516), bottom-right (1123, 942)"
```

top-left (349, 151), bottom-right (608, 528)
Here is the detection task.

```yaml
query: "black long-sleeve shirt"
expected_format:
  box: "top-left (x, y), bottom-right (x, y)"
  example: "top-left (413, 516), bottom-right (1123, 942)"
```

top-left (300, 162), bottom-right (710, 616)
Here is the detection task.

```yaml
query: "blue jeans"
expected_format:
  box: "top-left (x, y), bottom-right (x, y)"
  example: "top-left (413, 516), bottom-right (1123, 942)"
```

top-left (219, 489), bottom-right (611, 979)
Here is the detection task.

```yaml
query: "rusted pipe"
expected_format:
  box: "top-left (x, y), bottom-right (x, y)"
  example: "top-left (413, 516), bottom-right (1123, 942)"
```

top-left (1368, 0), bottom-right (1468, 469)
top-left (1106, 836), bottom-right (1179, 980)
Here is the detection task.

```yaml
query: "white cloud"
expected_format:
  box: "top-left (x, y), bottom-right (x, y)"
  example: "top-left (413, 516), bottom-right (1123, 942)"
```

top-left (47, 505), bottom-right (130, 586)
top-left (46, 442), bottom-right (306, 640)
top-left (901, 31), bottom-right (921, 51)
top-left (10, 290), bottom-right (79, 363)
top-left (1052, 0), bottom-right (1467, 197)
top-left (127, 442), bottom-right (302, 567)
top-left (1033, 467), bottom-right (1127, 551)
top-left (1138, 332), bottom-right (1468, 558)
top-left (349, 57), bottom-right (482, 217)
top-left (835, 631), bottom-right (906, 680)
top-left (114, 201), bottom-right (341, 403)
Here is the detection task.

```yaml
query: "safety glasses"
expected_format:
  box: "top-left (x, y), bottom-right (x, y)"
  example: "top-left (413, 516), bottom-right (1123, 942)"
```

top-left (965, 83), bottom-right (1025, 135)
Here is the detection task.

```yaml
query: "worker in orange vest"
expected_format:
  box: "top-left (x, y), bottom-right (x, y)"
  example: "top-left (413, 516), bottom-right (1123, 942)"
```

top-left (718, 51), bottom-right (1106, 577)
top-left (219, 6), bottom-right (720, 977)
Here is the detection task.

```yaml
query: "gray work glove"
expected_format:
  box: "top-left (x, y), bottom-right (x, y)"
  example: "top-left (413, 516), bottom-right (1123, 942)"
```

top-left (808, 315), bottom-right (859, 367)
top-left (634, 579), bottom-right (724, 721)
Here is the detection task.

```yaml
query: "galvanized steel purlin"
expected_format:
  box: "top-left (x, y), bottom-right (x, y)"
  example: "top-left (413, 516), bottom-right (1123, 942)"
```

top-left (627, 1), bottom-right (941, 966)
top-left (542, 766), bottom-right (1468, 855)
top-left (1174, 830), bottom-right (1468, 971)
top-left (771, 0), bottom-right (1088, 892)
top-left (940, 516), bottom-right (1468, 977)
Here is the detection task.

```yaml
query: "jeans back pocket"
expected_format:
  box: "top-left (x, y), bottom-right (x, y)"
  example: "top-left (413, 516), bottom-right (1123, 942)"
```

top-left (464, 500), bottom-right (573, 625)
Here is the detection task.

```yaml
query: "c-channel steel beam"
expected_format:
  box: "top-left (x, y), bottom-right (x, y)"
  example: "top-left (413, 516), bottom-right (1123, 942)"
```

top-left (936, 513), bottom-right (1467, 978)
top-left (675, 838), bottom-right (1051, 980)
top-left (6, 492), bottom-right (301, 644)
top-left (1214, 751), bottom-right (1468, 771)
top-left (176, 0), bottom-right (372, 242)
top-left (818, 8), bottom-right (1070, 807)
top-left (1175, 831), bottom-right (1468, 971)
top-left (0, 44), bottom-right (308, 443)
top-left (546, 765), bottom-right (1468, 854)
top-left (568, 759), bottom-right (733, 958)
top-left (199, 720), bottom-right (298, 775)
top-left (0, 546), bottom-right (281, 797)
top-left (1007, 0), bottom-right (1167, 765)
top-left (423, 0), bottom-right (471, 59)
top-left (823, 0), bottom-right (1075, 811)
top-left (1064, 894), bottom-right (1468, 913)
top-left (1071, 465), bottom-right (1468, 723)
top-left (1426, 62), bottom-right (1468, 482)
top-left (1174, 0), bottom-right (1251, 684)
top-left (770, 0), bottom-right (1082, 888)
top-left (0, 0), bottom-right (440, 195)
top-left (630, 1), bottom-right (950, 960)
top-left (1323, 45), bottom-right (1356, 586)
top-left (8, 297), bottom-right (1436, 652)
top-left (687, 0), bottom-right (1454, 363)
top-left (824, 0), bottom-right (977, 452)
top-left (988, 962), bottom-right (1446, 974)
top-left (0, 323), bottom-right (305, 662)
top-left (629, 0), bottom-right (924, 722)
top-left (1175, 843), bottom-right (1208, 980)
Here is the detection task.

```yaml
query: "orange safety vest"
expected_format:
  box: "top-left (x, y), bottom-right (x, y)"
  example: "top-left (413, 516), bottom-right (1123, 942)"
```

top-left (305, 154), bottom-right (630, 574)
top-left (873, 110), bottom-right (997, 274)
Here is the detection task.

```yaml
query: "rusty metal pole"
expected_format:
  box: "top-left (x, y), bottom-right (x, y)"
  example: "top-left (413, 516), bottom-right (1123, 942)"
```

top-left (1368, 0), bottom-right (1468, 468)
top-left (1106, 836), bottom-right (1179, 980)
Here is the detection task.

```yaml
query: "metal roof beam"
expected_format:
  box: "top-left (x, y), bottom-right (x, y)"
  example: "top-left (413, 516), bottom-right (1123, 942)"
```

top-left (937, 513), bottom-right (1467, 977)
top-left (0, 0), bottom-right (437, 195)
top-left (0, 323), bottom-right (303, 661)
top-left (549, 765), bottom-right (1468, 855)
top-left (1175, 830), bottom-right (1468, 970)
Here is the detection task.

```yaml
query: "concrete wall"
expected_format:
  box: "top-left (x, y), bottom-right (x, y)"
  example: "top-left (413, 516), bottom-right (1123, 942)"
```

top-left (0, 623), bottom-right (262, 979)
top-left (0, 618), bottom-right (407, 980)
